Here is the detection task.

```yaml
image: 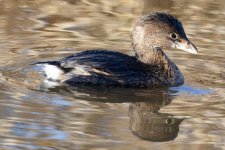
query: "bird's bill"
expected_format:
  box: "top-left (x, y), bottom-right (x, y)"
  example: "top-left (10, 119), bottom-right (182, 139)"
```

top-left (173, 39), bottom-right (198, 54)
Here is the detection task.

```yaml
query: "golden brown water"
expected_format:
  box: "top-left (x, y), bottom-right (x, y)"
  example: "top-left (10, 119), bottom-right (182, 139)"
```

top-left (0, 0), bottom-right (225, 149)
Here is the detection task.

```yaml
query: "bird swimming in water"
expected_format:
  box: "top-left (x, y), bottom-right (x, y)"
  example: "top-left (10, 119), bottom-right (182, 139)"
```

top-left (34, 12), bottom-right (198, 88)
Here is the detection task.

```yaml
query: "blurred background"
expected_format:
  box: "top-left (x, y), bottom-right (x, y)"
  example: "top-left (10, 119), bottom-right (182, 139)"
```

top-left (0, 0), bottom-right (224, 149)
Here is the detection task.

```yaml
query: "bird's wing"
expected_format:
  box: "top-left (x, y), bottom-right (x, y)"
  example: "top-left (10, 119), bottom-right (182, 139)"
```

top-left (59, 50), bottom-right (152, 87)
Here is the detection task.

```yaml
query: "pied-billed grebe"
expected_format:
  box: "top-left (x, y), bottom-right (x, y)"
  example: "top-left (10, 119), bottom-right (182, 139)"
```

top-left (35, 12), bottom-right (198, 88)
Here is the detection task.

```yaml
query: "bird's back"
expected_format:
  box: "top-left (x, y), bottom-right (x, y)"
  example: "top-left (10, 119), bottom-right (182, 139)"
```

top-left (59, 50), bottom-right (159, 87)
top-left (35, 50), bottom-right (165, 87)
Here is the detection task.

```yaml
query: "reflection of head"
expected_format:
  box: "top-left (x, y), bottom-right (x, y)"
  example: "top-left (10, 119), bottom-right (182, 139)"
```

top-left (129, 101), bottom-right (184, 142)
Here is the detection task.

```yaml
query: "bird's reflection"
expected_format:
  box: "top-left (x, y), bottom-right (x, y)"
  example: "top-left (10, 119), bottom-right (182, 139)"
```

top-left (46, 85), bottom-right (184, 142)
top-left (129, 100), bottom-right (184, 142)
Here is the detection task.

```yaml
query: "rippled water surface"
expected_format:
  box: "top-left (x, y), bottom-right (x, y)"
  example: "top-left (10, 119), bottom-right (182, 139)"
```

top-left (0, 0), bottom-right (225, 149)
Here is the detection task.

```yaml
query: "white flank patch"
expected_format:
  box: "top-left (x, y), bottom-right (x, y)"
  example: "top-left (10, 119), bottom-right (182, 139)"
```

top-left (43, 64), bottom-right (64, 81)
top-left (42, 79), bottom-right (61, 88)
top-left (36, 64), bottom-right (64, 81)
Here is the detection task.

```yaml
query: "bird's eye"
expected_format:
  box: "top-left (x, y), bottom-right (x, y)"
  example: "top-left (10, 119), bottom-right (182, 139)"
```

top-left (170, 32), bottom-right (178, 40)
top-left (165, 118), bottom-right (175, 125)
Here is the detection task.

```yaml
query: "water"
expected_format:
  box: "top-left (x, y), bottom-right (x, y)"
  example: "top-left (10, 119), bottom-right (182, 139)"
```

top-left (0, 0), bottom-right (224, 149)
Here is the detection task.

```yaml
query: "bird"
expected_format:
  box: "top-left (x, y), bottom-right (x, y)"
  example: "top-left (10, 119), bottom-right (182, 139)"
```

top-left (34, 12), bottom-right (198, 88)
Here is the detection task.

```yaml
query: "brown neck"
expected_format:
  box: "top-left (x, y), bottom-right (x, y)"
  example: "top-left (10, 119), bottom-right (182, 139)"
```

top-left (134, 46), bottom-right (183, 85)
top-left (135, 47), bottom-right (171, 67)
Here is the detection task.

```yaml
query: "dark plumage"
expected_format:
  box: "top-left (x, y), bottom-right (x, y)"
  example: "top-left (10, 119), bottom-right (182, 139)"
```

top-left (35, 12), bottom-right (198, 88)
top-left (60, 50), bottom-right (162, 87)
